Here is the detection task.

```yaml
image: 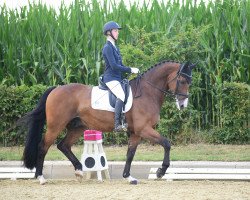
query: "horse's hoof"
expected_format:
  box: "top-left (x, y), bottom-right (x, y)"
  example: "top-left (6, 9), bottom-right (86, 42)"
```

top-left (37, 175), bottom-right (47, 185)
top-left (75, 169), bottom-right (83, 182)
top-left (130, 180), bottom-right (138, 185)
top-left (156, 168), bottom-right (164, 179)
top-left (125, 176), bottom-right (138, 185)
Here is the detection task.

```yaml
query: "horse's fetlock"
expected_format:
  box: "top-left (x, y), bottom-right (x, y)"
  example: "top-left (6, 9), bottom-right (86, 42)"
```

top-left (123, 172), bottom-right (130, 178)
top-left (35, 171), bottom-right (41, 178)
top-left (162, 165), bottom-right (169, 172)
top-left (75, 163), bottom-right (83, 171)
top-left (156, 168), bottom-right (164, 178)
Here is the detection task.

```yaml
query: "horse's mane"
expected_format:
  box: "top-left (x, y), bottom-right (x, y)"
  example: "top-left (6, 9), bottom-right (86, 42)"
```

top-left (130, 60), bottom-right (181, 81)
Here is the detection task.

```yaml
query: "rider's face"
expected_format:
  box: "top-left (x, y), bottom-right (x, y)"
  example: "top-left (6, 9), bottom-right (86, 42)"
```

top-left (111, 29), bottom-right (119, 40)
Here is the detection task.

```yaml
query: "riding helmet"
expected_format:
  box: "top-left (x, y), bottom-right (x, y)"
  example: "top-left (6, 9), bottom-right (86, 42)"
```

top-left (103, 21), bottom-right (122, 35)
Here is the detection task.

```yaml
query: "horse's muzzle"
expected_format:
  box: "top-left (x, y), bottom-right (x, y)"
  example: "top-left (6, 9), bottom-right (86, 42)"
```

top-left (176, 98), bottom-right (188, 110)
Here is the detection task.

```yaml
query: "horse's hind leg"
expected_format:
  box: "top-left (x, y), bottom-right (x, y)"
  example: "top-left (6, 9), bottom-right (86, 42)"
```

top-left (36, 127), bottom-right (63, 184)
top-left (57, 127), bottom-right (83, 181)
top-left (123, 133), bottom-right (141, 184)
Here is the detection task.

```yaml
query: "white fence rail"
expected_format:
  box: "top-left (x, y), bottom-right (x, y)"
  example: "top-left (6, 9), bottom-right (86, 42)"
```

top-left (148, 168), bottom-right (250, 180)
top-left (0, 167), bottom-right (35, 179)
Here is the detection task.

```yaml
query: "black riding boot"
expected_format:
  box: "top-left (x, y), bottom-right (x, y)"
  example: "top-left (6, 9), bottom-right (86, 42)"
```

top-left (114, 98), bottom-right (126, 132)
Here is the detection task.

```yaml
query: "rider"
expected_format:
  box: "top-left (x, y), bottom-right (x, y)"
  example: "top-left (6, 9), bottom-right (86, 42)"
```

top-left (102, 21), bottom-right (139, 132)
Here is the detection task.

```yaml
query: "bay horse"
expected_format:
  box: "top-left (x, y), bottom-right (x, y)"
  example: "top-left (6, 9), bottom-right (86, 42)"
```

top-left (22, 60), bottom-right (196, 184)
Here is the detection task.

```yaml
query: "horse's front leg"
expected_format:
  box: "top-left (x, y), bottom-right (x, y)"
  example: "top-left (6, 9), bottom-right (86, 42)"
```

top-left (123, 133), bottom-right (141, 184)
top-left (156, 135), bottom-right (171, 178)
top-left (141, 128), bottom-right (171, 179)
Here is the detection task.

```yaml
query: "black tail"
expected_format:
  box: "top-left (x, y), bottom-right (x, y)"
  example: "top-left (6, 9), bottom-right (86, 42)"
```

top-left (23, 86), bottom-right (56, 169)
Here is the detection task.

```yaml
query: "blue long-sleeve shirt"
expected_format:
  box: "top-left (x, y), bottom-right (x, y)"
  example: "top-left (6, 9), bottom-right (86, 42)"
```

top-left (102, 41), bottom-right (131, 83)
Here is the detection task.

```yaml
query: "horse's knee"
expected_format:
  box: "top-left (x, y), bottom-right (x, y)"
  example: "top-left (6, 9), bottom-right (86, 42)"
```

top-left (165, 139), bottom-right (171, 151)
top-left (159, 137), bottom-right (171, 151)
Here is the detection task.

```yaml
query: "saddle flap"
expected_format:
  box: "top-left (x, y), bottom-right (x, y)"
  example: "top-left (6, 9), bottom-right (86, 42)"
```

top-left (91, 86), bottom-right (133, 113)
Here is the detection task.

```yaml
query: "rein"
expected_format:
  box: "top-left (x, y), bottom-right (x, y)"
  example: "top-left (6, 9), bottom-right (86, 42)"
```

top-left (146, 79), bottom-right (176, 97)
top-left (146, 74), bottom-right (189, 98)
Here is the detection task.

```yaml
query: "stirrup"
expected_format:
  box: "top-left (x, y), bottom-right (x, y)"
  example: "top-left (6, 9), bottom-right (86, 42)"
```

top-left (123, 123), bottom-right (128, 129)
top-left (114, 124), bottom-right (127, 132)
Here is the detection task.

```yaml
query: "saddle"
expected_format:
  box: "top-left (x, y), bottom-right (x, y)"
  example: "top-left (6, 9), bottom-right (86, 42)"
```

top-left (98, 75), bottom-right (130, 109)
top-left (91, 77), bottom-right (133, 113)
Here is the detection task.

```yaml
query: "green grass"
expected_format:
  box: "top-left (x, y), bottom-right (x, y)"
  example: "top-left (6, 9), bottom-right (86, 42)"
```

top-left (0, 144), bottom-right (249, 161)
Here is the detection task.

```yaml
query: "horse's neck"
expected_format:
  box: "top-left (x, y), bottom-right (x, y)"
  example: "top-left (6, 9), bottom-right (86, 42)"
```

top-left (139, 64), bottom-right (177, 110)
top-left (144, 63), bottom-right (176, 90)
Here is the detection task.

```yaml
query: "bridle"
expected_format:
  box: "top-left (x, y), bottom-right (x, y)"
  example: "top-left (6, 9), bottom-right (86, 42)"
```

top-left (134, 63), bottom-right (192, 99)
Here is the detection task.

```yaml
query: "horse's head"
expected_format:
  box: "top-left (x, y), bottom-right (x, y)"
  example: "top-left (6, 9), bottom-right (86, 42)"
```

top-left (168, 62), bottom-right (196, 110)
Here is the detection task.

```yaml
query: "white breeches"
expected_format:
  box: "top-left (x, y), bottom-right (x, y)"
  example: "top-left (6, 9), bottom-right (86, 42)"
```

top-left (106, 80), bottom-right (125, 102)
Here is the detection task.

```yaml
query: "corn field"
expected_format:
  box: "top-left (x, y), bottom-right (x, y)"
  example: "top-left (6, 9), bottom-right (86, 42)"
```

top-left (0, 0), bottom-right (249, 132)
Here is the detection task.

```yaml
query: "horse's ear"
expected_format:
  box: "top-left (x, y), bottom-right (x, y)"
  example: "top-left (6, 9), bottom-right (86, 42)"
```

top-left (180, 61), bottom-right (190, 71)
top-left (189, 62), bottom-right (198, 70)
top-left (184, 61), bottom-right (190, 68)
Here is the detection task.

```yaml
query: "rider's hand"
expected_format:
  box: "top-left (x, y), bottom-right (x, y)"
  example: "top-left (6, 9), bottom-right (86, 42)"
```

top-left (131, 67), bottom-right (140, 74)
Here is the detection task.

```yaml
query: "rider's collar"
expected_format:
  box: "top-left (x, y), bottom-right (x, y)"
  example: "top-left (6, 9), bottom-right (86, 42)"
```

top-left (107, 37), bottom-right (116, 48)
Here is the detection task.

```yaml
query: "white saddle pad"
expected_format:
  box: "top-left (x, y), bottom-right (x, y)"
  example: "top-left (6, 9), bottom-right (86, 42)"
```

top-left (91, 86), bottom-right (133, 113)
